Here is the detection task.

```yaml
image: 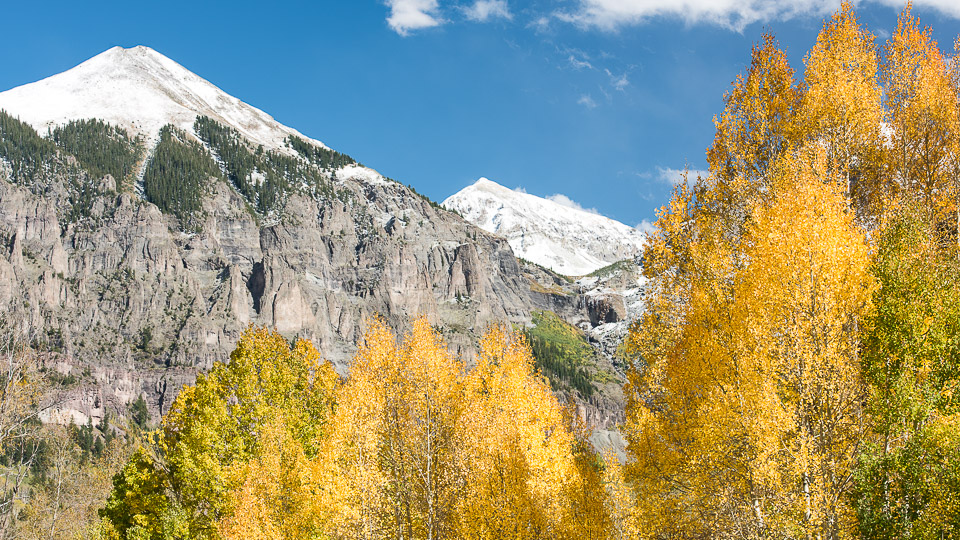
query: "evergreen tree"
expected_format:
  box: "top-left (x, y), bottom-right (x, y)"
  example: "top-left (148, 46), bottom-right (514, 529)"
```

top-left (0, 109), bottom-right (57, 183)
top-left (51, 118), bottom-right (143, 186)
top-left (142, 125), bottom-right (222, 229)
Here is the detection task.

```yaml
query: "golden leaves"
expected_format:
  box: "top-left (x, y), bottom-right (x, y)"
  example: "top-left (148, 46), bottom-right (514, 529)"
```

top-left (882, 3), bottom-right (960, 218)
top-left (625, 4), bottom-right (888, 536)
top-left (320, 319), bottom-right (606, 540)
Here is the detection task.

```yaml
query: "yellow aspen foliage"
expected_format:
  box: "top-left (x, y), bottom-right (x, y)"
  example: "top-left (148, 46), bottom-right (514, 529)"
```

top-left (622, 3), bottom-right (960, 538)
top-left (106, 323), bottom-right (617, 539)
top-left (218, 417), bottom-right (317, 540)
top-left (456, 326), bottom-right (583, 539)
top-left (319, 318), bottom-right (465, 539)
top-left (599, 453), bottom-right (640, 540)
top-left (798, 1), bottom-right (884, 202)
top-left (564, 417), bottom-right (616, 539)
top-left (318, 319), bottom-right (614, 540)
top-left (882, 3), bottom-right (960, 219)
top-left (625, 148), bottom-right (874, 539)
top-left (708, 33), bottom-right (798, 192)
top-left (735, 150), bottom-right (874, 537)
top-left (159, 327), bottom-right (338, 538)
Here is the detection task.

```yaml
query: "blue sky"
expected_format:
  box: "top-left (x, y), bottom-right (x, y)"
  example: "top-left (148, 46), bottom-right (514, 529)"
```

top-left (2, 1), bottom-right (960, 228)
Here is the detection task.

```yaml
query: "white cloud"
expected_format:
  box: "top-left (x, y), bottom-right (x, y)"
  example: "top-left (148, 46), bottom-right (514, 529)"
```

top-left (546, 193), bottom-right (600, 214)
top-left (386, 0), bottom-right (443, 36)
top-left (873, 0), bottom-right (960, 19)
top-left (578, 94), bottom-right (598, 108)
top-left (605, 68), bottom-right (629, 91)
top-left (635, 219), bottom-right (658, 236)
top-left (387, 0), bottom-right (960, 38)
top-left (556, 0), bottom-right (842, 32)
top-left (568, 54), bottom-right (594, 70)
top-left (464, 0), bottom-right (512, 21)
top-left (656, 166), bottom-right (709, 186)
top-left (529, 16), bottom-right (552, 32)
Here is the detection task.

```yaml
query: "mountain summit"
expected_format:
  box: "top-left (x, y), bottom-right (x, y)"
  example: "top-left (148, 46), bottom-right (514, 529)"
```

top-left (0, 45), bottom-right (321, 152)
top-left (443, 178), bottom-right (645, 276)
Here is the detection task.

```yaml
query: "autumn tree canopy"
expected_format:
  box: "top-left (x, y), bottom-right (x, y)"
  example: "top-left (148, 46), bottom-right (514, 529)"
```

top-left (99, 321), bottom-right (619, 540)
top-left (625, 1), bottom-right (960, 538)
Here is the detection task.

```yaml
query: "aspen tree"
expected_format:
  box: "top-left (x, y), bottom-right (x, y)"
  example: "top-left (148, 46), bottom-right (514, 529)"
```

top-left (101, 327), bottom-right (339, 539)
top-left (708, 33), bottom-right (798, 195)
top-left (882, 3), bottom-right (960, 217)
top-left (625, 148), bottom-right (873, 539)
top-left (798, 1), bottom-right (884, 205)
top-left (853, 212), bottom-right (960, 537)
top-left (456, 326), bottom-right (584, 539)
top-left (321, 318), bottom-right (465, 539)
top-left (218, 418), bottom-right (317, 540)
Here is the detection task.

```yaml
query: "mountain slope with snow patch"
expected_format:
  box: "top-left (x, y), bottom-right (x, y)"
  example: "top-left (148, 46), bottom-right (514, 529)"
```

top-left (443, 178), bottom-right (645, 276)
top-left (0, 46), bottom-right (323, 152)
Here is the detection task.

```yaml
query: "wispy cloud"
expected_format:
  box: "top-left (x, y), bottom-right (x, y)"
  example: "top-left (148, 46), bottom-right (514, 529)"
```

top-left (605, 68), bottom-right (629, 91)
top-left (463, 0), bottom-right (512, 22)
top-left (556, 0), bottom-right (842, 32)
top-left (546, 193), bottom-right (600, 214)
top-left (577, 94), bottom-right (598, 109)
top-left (656, 166), bottom-right (709, 186)
top-left (387, 0), bottom-right (960, 38)
top-left (874, 0), bottom-right (960, 19)
top-left (635, 219), bottom-right (658, 235)
top-left (386, 0), bottom-right (443, 35)
top-left (568, 54), bottom-right (594, 70)
top-left (529, 16), bottom-right (552, 33)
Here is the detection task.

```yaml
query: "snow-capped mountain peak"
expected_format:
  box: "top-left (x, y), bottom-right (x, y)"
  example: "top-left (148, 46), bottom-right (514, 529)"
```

top-left (0, 45), bottom-right (324, 152)
top-left (443, 178), bottom-right (645, 276)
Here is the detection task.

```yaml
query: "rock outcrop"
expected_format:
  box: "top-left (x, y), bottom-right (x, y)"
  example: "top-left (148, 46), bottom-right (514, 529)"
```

top-left (0, 161), bottom-right (617, 427)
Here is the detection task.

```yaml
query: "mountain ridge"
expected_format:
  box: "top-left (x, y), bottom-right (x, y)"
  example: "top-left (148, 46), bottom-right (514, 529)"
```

top-left (0, 46), bottom-right (629, 434)
top-left (0, 45), bottom-right (324, 153)
top-left (443, 177), bottom-right (645, 276)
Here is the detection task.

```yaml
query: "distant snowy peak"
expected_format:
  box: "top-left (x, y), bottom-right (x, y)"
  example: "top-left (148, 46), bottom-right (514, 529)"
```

top-left (443, 178), bottom-right (645, 276)
top-left (0, 46), bottom-right (325, 152)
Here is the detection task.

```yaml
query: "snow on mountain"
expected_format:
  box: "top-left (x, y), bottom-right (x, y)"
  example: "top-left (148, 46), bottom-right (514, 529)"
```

top-left (0, 45), bottom-right (324, 152)
top-left (443, 178), bottom-right (645, 276)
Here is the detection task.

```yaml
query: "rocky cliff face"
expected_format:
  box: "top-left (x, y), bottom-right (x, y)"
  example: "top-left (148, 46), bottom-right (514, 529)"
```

top-left (0, 157), bottom-right (640, 435)
top-left (0, 159), bottom-right (576, 421)
top-left (0, 47), bottom-right (638, 440)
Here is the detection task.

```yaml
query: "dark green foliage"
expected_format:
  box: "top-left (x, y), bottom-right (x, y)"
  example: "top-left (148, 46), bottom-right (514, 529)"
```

top-left (143, 125), bottom-right (221, 229)
top-left (138, 326), bottom-right (153, 352)
top-left (0, 417), bottom-right (48, 480)
top-left (195, 116), bottom-right (345, 215)
top-left (852, 214), bottom-right (960, 536)
top-left (0, 112), bottom-right (137, 223)
top-left (193, 116), bottom-right (257, 195)
top-left (587, 259), bottom-right (635, 279)
top-left (524, 310), bottom-right (596, 397)
top-left (70, 417), bottom-right (109, 463)
top-left (52, 119), bottom-right (142, 186)
top-left (72, 418), bottom-right (94, 460)
top-left (286, 133), bottom-right (355, 170)
top-left (65, 173), bottom-right (102, 223)
top-left (131, 395), bottom-right (149, 430)
top-left (0, 109), bottom-right (56, 183)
